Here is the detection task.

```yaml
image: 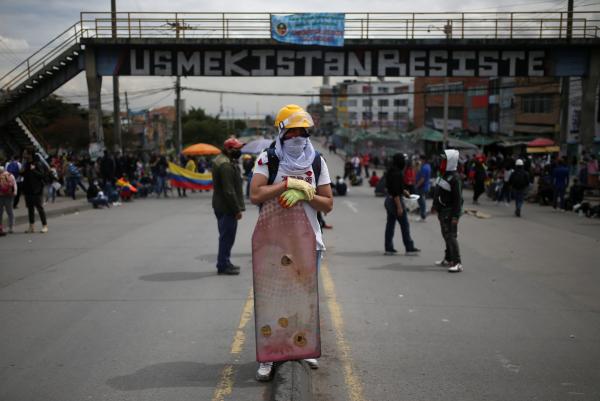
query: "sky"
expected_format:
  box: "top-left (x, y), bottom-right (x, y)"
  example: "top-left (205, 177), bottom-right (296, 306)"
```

top-left (0, 0), bottom-right (597, 119)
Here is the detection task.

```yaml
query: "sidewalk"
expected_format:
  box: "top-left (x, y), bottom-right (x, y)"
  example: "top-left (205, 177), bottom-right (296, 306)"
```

top-left (12, 194), bottom-right (91, 227)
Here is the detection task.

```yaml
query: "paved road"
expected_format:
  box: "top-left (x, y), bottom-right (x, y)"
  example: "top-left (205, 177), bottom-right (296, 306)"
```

top-left (1, 147), bottom-right (599, 401)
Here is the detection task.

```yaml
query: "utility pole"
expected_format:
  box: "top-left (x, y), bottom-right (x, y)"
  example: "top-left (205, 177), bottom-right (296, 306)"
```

top-left (559, 0), bottom-right (574, 149)
top-left (443, 19), bottom-right (452, 150)
top-left (175, 77), bottom-right (182, 154)
top-left (124, 91), bottom-right (131, 139)
top-left (111, 0), bottom-right (122, 153)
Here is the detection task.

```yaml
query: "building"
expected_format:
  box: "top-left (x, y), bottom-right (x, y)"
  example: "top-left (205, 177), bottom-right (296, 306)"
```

top-left (329, 79), bottom-right (414, 131)
top-left (413, 77), bottom-right (489, 133)
top-left (511, 77), bottom-right (561, 139)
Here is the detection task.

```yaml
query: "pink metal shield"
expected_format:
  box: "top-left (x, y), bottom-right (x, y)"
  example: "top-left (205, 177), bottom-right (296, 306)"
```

top-left (252, 198), bottom-right (320, 363)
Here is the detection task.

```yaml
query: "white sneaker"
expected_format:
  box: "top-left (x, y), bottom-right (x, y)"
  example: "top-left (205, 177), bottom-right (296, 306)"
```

top-left (448, 263), bottom-right (463, 273)
top-left (435, 259), bottom-right (451, 267)
top-left (304, 358), bottom-right (319, 369)
top-left (256, 362), bottom-right (273, 381)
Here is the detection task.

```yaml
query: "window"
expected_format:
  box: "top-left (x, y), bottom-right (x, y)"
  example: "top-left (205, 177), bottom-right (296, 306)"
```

top-left (393, 112), bottom-right (408, 120)
top-left (378, 99), bottom-right (389, 107)
top-left (362, 85), bottom-right (372, 93)
top-left (348, 112), bottom-right (358, 120)
top-left (363, 111), bottom-right (372, 120)
top-left (378, 112), bottom-right (389, 120)
top-left (363, 99), bottom-right (372, 107)
top-left (393, 99), bottom-right (408, 107)
top-left (347, 99), bottom-right (357, 107)
top-left (521, 95), bottom-right (553, 113)
top-left (377, 87), bottom-right (389, 94)
top-left (394, 86), bottom-right (408, 94)
top-left (426, 82), bottom-right (463, 94)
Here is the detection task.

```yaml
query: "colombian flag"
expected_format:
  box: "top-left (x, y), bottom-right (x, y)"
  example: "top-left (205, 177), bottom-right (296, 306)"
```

top-left (168, 162), bottom-right (213, 190)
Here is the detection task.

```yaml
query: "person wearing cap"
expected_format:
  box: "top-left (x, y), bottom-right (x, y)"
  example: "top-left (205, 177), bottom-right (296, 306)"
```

top-left (509, 159), bottom-right (530, 217)
top-left (212, 137), bottom-right (246, 275)
top-left (432, 149), bottom-right (463, 273)
top-left (249, 104), bottom-right (333, 381)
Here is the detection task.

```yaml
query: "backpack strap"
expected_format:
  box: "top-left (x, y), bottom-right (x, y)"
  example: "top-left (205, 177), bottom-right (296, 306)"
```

top-left (312, 151), bottom-right (322, 185)
top-left (266, 141), bottom-right (279, 186)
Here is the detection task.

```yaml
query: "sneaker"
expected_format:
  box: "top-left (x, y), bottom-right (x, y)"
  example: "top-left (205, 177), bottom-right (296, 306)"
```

top-left (435, 259), bottom-right (451, 267)
top-left (515, 209), bottom-right (521, 217)
top-left (8, 228), bottom-right (13, 234)
top-left (24, 225), bottom-right (35, 234)
top-left (405, 248), bottom-right (421, 255)
top-left (40, 226), bottom-right (48, 233)
top-left (227, 263), bottom-right (241, 272)
top-left (217, 267), bottom-right (240, 275)
top-left (323, 224), bottom-right (333, 229)
top-left (256, 362), bottom-right (273, 381)
top-left (384, 249), bottom-right (398, 255)
top-left (304, 358), bottom-right (319, 369)
top-left (448, 263), bottom-right (463, 273)
top-left (416, 217), bottom-right (426, 222)
top-left (0, 231), bottom-right (6, 237)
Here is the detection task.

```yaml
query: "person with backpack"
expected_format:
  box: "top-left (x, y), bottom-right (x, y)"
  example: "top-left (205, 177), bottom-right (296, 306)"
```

top-left (6, 155), bottom-right (22, 209)
top-left (22, 156), bottom-right (49, 233)
top-left (0, 163), bottom-right (18, 235)
top-left (509, 159), bottom-right (530, 217)
top-left (432, 149), bottom-right (464, 273)
top-left (249, 104), bottom-right (333, 381)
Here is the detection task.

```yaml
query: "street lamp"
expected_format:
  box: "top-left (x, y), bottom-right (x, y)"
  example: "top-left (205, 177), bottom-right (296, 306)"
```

top-left (428, 21), bottom-right (453, 149)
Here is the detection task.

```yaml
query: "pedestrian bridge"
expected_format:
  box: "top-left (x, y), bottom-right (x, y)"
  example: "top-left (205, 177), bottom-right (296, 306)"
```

top-left (1, 11), bottom-right (599, 153)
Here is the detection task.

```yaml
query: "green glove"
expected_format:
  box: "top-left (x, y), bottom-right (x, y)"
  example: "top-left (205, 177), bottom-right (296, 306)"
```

top-left (286, 177), bottom-right (315, 200)
top-left (279, 189), bottom-right (309, 208)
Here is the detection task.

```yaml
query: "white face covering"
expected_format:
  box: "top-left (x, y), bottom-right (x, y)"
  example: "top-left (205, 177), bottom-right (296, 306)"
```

top-left (274, 129), bottom-right (316, 175)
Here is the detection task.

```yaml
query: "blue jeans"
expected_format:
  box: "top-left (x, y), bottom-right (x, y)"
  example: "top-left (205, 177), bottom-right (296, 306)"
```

top-left (553, 186), bottom-right (566, 209)
top-left (215, 210), bottom-right (238, 270)
top-left (384, 196), bottom-right (415, 252)
top-left (513, 190), bottom-right (525, 212)
top-left (155, 176), bottom-right (167, 197)
top-left (416, 187), bottom-right (427, 219)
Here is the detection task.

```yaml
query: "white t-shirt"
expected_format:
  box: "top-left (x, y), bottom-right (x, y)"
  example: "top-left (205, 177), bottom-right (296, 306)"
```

top-left (254, 151), bottom-right (331, 250)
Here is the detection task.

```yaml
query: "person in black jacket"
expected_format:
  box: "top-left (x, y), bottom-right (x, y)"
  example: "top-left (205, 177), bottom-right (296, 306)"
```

top-left (384, 153), bottom-right (420, 255)
top-left (22, 157), bottom-right (48, 233)
top-left (432, 149), bottom-right (463, 272)
top-left (509, 159), bottom-right (530, 217)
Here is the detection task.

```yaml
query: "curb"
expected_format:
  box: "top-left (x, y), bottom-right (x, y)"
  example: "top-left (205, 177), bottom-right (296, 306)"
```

top-left (272, 360), bottom-right (313, 401)
top-left (14, 203), bottom-right (91, 226)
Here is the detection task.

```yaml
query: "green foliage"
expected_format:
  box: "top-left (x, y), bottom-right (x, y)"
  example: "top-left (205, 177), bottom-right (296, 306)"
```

top-left (23, 95), bottom-right (89, 151)
top-left (182, 107), bottom-right (246, 147)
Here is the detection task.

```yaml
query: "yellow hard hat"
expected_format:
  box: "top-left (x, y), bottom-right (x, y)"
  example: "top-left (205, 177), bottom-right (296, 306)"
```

top-left (274, 104), bottom-right (314, 131)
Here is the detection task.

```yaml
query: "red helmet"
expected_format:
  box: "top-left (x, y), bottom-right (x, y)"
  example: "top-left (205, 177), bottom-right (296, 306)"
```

top-left (224, 137), bottom-right (244, 150)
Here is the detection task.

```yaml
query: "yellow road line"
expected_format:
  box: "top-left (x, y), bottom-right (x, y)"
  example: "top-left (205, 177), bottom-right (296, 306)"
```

top-left (321, 262), bottom-right (367, 401)
top-left (211, 288), bottom-right (254, 401)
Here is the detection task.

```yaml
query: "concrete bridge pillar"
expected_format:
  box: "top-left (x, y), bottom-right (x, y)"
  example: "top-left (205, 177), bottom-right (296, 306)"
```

top-left (580, 48), bottom-right (600, 150)
top-left (85, 47), bottom-right (105, 147)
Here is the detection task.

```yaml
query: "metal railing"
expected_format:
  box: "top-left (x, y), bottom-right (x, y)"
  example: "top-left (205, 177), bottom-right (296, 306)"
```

top-left (2, 11), bottom-right (599, 94)
top-left (79, 11), bottom-right (600, 40)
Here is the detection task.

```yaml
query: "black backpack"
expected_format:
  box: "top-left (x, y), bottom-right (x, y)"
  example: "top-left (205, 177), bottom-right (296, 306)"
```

top-left (265, 141), bottom-right (322, 185)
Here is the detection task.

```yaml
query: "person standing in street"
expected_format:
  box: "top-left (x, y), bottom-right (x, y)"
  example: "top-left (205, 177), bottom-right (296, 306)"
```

top-left (415, 154), bottom-right (431, 221)
top-left (509, 159), bottom-right (530, 217)
top-left (432, 149), bottom-right (463, 273)
top-left (212, 137), bottom-right (246, 275)
top-left (0, 163), bottom-right (17, 235)
top-left (22, 155), bottom-right (48, 233)
top-left (384, 153), bottom-right (421, 256)
top-left (552, 158), bottom-right (570, 210)
top-left (250, 104), bottom-right (333, 381)
top-left (6, 155), bottom-right (23, 209)
top-left (472, 155), bottom-right (487, 205)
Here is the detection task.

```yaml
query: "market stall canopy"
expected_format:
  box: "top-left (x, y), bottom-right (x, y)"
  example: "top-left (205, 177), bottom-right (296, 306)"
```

top-left (460, 135), bottom-right (499, 147)
top-left (526, 146), bottom-right (560, 153)
top-left (182, 143), bottom-right (222, 156)
top-left (241, 138), bottom-right (274, 154)
top-left (527, 137), bottom-right (555, 147)
top-left (447, 138), bottom-right (478, 150)
top-left (407, 127), bottom-right (444, 142)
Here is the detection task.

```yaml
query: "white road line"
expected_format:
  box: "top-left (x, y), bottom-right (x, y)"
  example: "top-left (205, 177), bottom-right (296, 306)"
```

top-left (343, 200), bottom-right (358, 213)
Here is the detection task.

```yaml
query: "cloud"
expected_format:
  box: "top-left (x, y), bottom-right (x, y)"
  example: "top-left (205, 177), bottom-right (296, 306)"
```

top-left (0, 35), bottom-right (29, 51)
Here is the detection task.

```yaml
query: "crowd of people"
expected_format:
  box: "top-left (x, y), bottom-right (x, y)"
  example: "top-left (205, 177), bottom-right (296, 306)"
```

top-left (0, 149), bottom-right (219, 236)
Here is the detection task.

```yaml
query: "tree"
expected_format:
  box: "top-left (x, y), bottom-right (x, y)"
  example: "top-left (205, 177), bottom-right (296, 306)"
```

top-left (181, 107), bottom-right (245, 147)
